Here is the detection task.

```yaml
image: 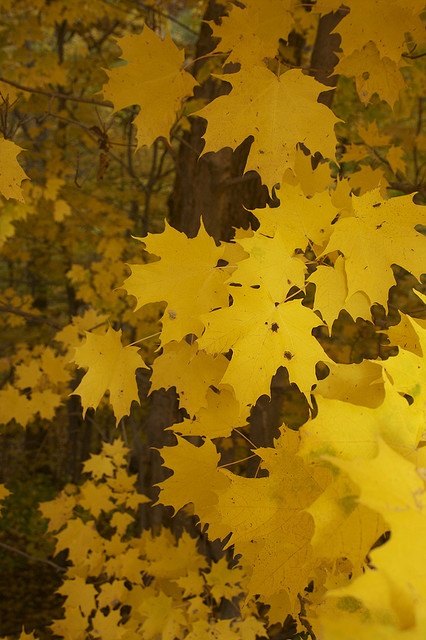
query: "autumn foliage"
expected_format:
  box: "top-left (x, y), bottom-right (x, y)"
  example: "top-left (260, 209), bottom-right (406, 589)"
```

top-left (0, 0), bottom-right (426, 639)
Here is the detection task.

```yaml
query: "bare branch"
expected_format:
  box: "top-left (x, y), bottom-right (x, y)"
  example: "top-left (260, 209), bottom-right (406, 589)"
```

top-left (0, 540), bottom-right (67, 573)
top-left (0, 303), bottom-right (62, 329)
top-left (0, 75), bottom-right (112, 107)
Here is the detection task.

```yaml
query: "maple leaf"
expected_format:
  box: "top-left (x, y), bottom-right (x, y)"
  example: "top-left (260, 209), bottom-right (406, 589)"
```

top-left (253, 181), bottom-right (341, 255)
top-left (55, 518), bottom-right (104, 574)
top-left (97, 579), bottom-right (129, 610)
top-left (92, 609), bottom-right (126, 640)
top-left (30, 389), bottom-right (62, 420)
top-left (124, 222), bottom-right (229, 344)
top-left (314, 360), bottom-right (384, 408)
top-left (71, 326), bottom-right (147, 422)
top-left (211, 0), bottom-right (297, 66)
top-left (51, 609), bottom-right (88, 640)
top-left (40, 490), bottom-right (77, 533)
top-left (334, 0), bottom-right (425, 64)
top-left (58, 577), bottom-right (97, 618)
top-left (150, 340), bottom-right (229, 415)
top-left (301, 377), bottom-right (423, 463)
top-left (0, 138), bottom-right (29, 201)
top-left (205, 557), bottom-right (245, 602)
top-left (195, 67), bottom-right (339, 191)
top-left (380, 316), bottom-right (426, 416)
top-left (336, 42), bottom-right (406, 107)
top-left (0, 484), bottom-right (10, 503)
top-left (103, 26), bottom-right (197, 148)
top-left (198, 287), bottom-right (330, 408)
top-left (284, 146), bottom-right (333, 196)
top-left (231, 231), bottom-right (306, 296)
top-left (207, 429), bottom-right (330, 617)
top-left (309, 256), bottom-right (372, 325)
top-left (158, 436), bottom-right (229, 521)
top-left (327, 438), bottom-right (426, 631)
top-left (137, 591), bottom-right (187, 640)
top-left (306, 471), bottom-right (385, 580)
top-left (173, 385), bottom-right (243, 439)
top-left (0, 385), bottom-right (34, 427)
top-left (79, 482), bottom-right (113, 518)
top-left (322, 189), bottom-right (426, 309)
top-left (144, 531), bottom-right (207, 580)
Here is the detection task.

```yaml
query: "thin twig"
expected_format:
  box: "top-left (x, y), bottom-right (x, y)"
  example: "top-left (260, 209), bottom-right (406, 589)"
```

top-left (0, 303), bottom-right (62, 329)
top-left (0, 540), bottom-right (67, 573)
top-left (0, 75), bottom-right (111, 107)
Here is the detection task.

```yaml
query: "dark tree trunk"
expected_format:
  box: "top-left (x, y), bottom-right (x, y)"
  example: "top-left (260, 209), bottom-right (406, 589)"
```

top-left (168, 0), bottom-right (271, 242)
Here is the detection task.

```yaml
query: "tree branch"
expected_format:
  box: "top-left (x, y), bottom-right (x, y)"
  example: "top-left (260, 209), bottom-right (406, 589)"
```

top-left (0, 75), bottom-right (112, 107)
top-left (0, 540), bottom-right (67, 573)
top-left (0, 303), bottom-right (62, 329)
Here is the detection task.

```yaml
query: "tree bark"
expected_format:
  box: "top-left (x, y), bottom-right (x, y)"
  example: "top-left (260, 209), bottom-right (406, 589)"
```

top-left (168, 0), bottom-right (270, 242)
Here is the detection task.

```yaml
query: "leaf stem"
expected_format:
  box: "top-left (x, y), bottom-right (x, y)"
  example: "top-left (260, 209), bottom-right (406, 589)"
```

top-left (126, 331), bottom-right (161, 347)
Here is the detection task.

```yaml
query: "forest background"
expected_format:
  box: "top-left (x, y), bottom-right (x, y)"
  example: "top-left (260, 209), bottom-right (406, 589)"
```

top-left (0, 0), bottom-right (425, 639)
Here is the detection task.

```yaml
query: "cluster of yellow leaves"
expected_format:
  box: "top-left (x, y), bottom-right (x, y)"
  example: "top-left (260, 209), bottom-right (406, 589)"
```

top-left (37, 439), bottom-right (268, 640)
top-left (91, 0), bottom-right (426, 635)
top-left (1, 0), bottom-right (426, 638)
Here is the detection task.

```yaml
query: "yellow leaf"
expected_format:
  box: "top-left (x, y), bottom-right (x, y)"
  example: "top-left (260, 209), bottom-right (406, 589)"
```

top-left (71, 326), bottom-right (147, 421)
top-left (59, 576), bottom-right (97, 618)
top-left (174, 385), bottom-right (243, 439)
top-left (209, 429), bottom-right (329, 617)
top-left (205, 557), bottom-right (245, 602)
top-left (334, 439), bottom-right (426, 610)
top-left (336, 42), bottom-right (406, 107)
top-left (40, 490), bottom-right (77, 533)
top-left (158, 436), bottom-right (229, 520)
top-left (301, 377), bottom-right (423, 462)
top-left (358, 121), bottom-right (391, 147)
top-left (137, 591), bottom-right (187, 640)
top-left (315, 360), bottom-right (384, 408)
top-left (233, 231), bottom-right (306, 296)
top-left (309, 255), bottom-right (372, 325)
top-left (0, 138), bottom-right (29, 201)
top-left (55, 309), bottom-right (109, 350)
top-left (0, 484), bottom-right (10, 514)
top-left (124, 221), bottom-right (229, 344)
top-left (199, 289), bottom-right (330, 408)
top-left (53, 198), bottom-right (71, 222)
top-left (323, 189), bottom-right (426, 308)
top-left (334, 0), bottom-right (424, 64)
top-left (387, 313), bottom-right (426, 355)
top-left (30, 389), bottom-right (62, 420)
top-left (79, 482), bottom-right (113, 518)
top-left (196, 66), bottom-right (339, 191)
top-left (110, 511), bottom-right (134, 536)
top-left (348, 165), bottom-right (386, 195)
top-left (150, 340), bottom-right (229, 415)
top-left (0, 385), bottom-right (34, 427)
top-left (143, 530), bottom-right (207, 580)
top-left (380, 317), bottom-right (426, 415)
top-left (51, 609), bottom-right (87, 640)
top-left (97, 579), bottom-right (128, 609)
top-left (253, 181), bottom-right (340, 254)
top-left (284, 147), bottom-right (333, 196)
top-left (306, 472), bottom-right (385, 576)
top-left (103, 27), bottom-right (197, 148)
top-left (92, 609), bottom-right (126, 640)
top-left (40, 348), bottom-right (72, 387)
top-left (211, 0), bottom-right (297, 66)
